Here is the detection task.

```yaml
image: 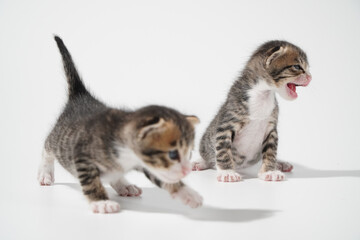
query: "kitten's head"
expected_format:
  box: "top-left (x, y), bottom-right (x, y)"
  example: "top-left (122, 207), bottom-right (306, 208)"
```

top-left (254, 40), bottom-right (312, 100)
top-left (130, 106), bottom-right (199, 183)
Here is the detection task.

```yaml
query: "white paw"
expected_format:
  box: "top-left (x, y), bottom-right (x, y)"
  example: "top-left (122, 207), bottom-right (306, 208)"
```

top-left (258, 170), bottom-right (286, 181)
top-left (37, 168), bottom-right (54, 186)
top-left (90, 200), bottom-right (120, 214)
top-left (171, 186), bottom-right (203, 208)
top-left (115, 185), bottom-right (142, 197)
top-left (216, 169), bottom-right (242, 182)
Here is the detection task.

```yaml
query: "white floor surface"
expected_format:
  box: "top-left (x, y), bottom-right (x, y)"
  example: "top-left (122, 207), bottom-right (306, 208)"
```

top-left (1, 0), bottom-right (360, 239)
top-left (1, 162), bottom-right (359, 240)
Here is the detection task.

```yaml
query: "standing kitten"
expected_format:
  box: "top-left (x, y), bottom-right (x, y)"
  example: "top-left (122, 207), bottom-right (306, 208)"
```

top-left (193, 41), bottom-right (311, 182)
top-left (38, 36), bottom-right (203, 213)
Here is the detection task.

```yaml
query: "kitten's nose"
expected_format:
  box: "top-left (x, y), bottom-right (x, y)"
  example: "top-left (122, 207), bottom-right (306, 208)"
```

top-left (306, 74), bottom-right (312, 82)
top-left (182, 167), bottom-right (191, 176)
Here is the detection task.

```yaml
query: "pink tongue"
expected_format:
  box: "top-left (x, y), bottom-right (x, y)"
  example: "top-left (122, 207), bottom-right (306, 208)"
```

top-left (288, 83), bottom-right (297, 93)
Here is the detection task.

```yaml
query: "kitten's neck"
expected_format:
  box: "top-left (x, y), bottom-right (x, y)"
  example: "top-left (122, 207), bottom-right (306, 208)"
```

top-left (246, 79), bottom-right (276, 120)
top-left (114, 145), bottom-right (143, 172)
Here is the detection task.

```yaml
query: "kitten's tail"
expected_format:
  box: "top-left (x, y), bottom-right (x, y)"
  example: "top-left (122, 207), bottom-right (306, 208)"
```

top-left (54, 35), bottom-right (88, 99)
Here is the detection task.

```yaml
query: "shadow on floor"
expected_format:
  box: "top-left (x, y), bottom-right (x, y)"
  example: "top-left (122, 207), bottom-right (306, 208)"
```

top-left (115, 187), bottom-right (277, 222)
top-left (54, 183), bottom-right (276, 222)
top-left (286, 163), bottom-right (360, 179)
top-left (54, 163), bottom-right (359, 221)
top-left (238, 162), bottom-right (360, 179)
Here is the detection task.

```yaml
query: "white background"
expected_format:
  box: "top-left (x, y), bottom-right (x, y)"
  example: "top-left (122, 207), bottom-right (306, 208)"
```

top-left (1, 0), bottom-right (359, 239)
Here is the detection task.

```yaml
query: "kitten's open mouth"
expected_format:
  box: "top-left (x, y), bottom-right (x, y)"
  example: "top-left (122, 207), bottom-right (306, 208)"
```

top-left (287, 83), bottom-right (300, 98)
top-left (286, 79), bottom-right (311, 99)
top-left (285, 74), bottom-right (312, 99)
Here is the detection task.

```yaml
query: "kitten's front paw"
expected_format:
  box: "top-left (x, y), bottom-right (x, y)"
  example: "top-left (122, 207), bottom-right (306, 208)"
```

top-left (37, 170), bottom-right (54, 186)
top-left (115, 185), bottom-right (142, 197)
top-left (90, 200), bottom-right (120, 214)
top-left (171, 186), bottom-right (203, 208)
top-left (258, 170), bottom-right (285, 181)
top-left (217, 170), bottom-right (242, 182)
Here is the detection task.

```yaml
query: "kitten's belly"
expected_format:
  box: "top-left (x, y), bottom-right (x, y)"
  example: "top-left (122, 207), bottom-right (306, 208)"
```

top-left (233, 120), bottom-right (268, 163)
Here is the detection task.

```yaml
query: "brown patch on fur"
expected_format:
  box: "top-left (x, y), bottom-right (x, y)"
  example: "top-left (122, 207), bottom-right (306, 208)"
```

top-left (272, 48), bottom-right (297, 69)
top-left (266, 46), bottom-right (308, 87)
top-left (137, 120), bottom-right (182, 168)
top-left (144, 120), bottom-right (181, 151)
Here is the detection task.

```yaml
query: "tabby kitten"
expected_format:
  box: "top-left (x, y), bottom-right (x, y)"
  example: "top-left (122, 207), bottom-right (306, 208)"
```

top-left (37, 36), bottom-right (203, 213)
top-left (193, 41), bottom-right (311, 182)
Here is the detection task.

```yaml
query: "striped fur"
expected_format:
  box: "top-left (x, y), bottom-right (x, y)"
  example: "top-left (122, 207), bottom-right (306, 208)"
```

top-left (38, 36), bottom-right (202, 213)
top-left (196, 40), bottom-right (311, 182)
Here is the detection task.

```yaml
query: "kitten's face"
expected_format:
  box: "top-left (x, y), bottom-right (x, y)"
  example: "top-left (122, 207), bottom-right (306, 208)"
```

top-left (264, 43), bottom-right (312, 100)
top-left (134, 114), bottom-right (199, 183)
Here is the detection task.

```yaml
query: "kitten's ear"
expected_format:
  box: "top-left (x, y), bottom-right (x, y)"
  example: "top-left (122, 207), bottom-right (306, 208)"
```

top-left (137, 117), bottom-right (166, 139)
top-left (186, 115), bottom-right (200, 126)
top-left (265, 46), bottom-right (286, 67)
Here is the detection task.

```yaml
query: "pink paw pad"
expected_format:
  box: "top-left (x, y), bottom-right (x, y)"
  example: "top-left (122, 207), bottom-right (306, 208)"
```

top-left (282, 165), bottom-right (293, 172)
top-left (277, 162), bottom-right (293, 172)
top-left (118, 185), bottom-right (142, 197)
top-left (37, 172), bottom-right (54, 186)
top-left (91, 200), bottom-right (120, 214)
top-left (217, 170), bottom-right (242, 182)
top-left (259, 170), bottom-right (285, 181)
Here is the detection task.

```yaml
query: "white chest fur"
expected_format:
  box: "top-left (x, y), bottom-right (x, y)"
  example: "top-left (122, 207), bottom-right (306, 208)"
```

top-left (233, 119), bottom-right (269, 162)
top-left (99, 147), bottom-right (142, 183)
top-left (115, 147), bottom-right (142, 172)
top-left (233, 81), bottom-right (275, 162)
top-left (247, 81), bottom-right (275, 120)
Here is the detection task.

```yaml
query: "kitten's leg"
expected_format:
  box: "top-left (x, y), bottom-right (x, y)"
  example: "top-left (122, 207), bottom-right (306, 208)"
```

top-left (258, 123), bottom-right (285, 181)
top-left (142, 169), bottom-right (203, 208)
top-left (214, 122), bottom-right (241, 182)
top-left (231, 146), bottom-right (247, 169)
top-left (37, 149), bottom-right (55, 186)
top-left (75, 158), bottom-right (120, 213)
top-left (110, 175), bottom-right (142, 197)
top-left (194, 132), bottom-right (216, 171)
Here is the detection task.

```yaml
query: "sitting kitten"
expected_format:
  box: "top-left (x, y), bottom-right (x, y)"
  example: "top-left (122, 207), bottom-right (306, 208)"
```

top-left (38, 36), bottom-right (203, 213)
top-left (193, 41), bottom-right (311, 182)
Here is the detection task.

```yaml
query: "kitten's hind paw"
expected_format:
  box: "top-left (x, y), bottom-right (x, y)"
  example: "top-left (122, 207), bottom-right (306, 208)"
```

top-left (37, 170), bottom-right (54, 186)
top-left (216, 170), bottom-right (242, 182)
top-left (115, 185), bottom-right (142, 197)
top-left (191, 161), bottom-right (208, 171)
top-left (90, 200), bottom-right (120, 214)
top-left (172, 186), bottom-right (203, 208)
top-left (276, 161), bottom-right (293, 172)
top-left (258, 170), bottom-right (285, 181)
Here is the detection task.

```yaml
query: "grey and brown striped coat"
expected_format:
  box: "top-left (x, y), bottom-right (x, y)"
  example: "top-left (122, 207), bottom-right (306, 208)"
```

top-left (193, 40), bottom-right (312, 182)
top-left (38, 36), bottom-right (203, 213)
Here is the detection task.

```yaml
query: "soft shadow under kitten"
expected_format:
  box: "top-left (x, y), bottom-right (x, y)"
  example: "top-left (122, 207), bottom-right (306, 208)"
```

top-left (38, 36), bottom-right (202, 213)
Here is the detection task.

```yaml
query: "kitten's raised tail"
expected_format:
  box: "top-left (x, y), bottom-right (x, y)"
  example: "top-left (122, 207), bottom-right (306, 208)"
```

top-left (54, 35), bottom-right (88, 99)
